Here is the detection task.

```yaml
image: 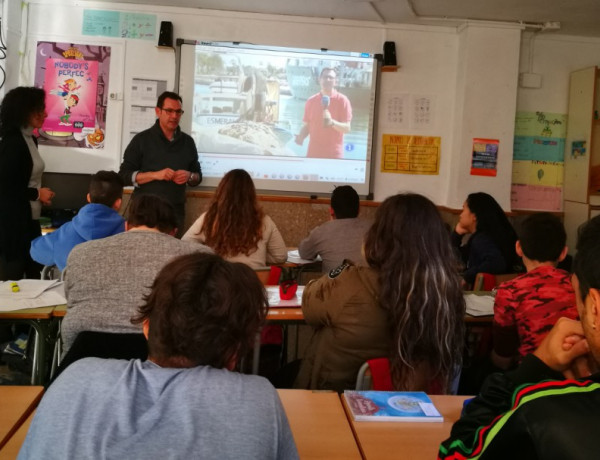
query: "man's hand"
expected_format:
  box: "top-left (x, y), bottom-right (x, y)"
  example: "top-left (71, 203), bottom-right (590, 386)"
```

top-left (294, 134), bottom-right (305, 146)
top-left (38, 187), bottom-right (55, 206)
top-left (172, 170), bottom-right (190, 185)
top-left (154, 168), bottom-right (175, 181)
top-left (533, 317), bottom-right (589, 372)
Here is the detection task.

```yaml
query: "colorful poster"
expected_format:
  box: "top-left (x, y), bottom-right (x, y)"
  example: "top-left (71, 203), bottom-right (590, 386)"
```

top-left (513, 136), bottom-right (565, 162)
top-left (43, 59), bottom-right (97, 132)
top-left (511, 184), bottom-right (562, 211)
top-left (512, 111), bottom-right (567, 211)
top-left (380, 135), bottom-right (440, 175)
top-left (471, 138), bottom-right (498, 177)
top-left (82, 9), bottom-right (156, 41)
top-left (514, 111), bottom-right (567, 138)
top-left (34, 42), bottom-right (111, 149)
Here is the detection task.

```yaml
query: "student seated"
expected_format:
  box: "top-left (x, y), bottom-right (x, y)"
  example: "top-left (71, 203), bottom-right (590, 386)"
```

top-left (30, 170), bottom-right (125, 272)
top-left (19, 253), bottom-right (298, 459)
top-left (182, 169), bottom-right (286, 269)
top-left (439, 215), bottom-right (600, 460)
top-left (298, 185), bottom-right (371, 273)
top-left (61, 194), bottom-right (211, 356)
top-left (492, 213), bottom-right (578, 370)
top-left (294, 193), bottom-right (464, 392)
top-left (452, 192), bottom-right (520, 287)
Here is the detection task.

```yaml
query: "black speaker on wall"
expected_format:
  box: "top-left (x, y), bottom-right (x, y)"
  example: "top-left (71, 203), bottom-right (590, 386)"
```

top-left (383, 41), bottom-right (397, 66)
top-left (158, 21), bottom-right (173, 47)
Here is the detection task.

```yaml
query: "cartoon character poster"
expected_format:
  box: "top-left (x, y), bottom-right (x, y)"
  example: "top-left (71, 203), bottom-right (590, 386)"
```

top-left (43, 59), bottom-right (97, 132)
top-left (34, 42), bottom-right (111, 149)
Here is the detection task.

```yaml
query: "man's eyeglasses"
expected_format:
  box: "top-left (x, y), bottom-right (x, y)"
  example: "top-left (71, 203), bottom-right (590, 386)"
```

top-left (161, 108), bottom-right (184, 116)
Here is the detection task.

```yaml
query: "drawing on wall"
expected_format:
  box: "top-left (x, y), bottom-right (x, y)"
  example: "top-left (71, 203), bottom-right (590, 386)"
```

top-left (380, 134), bottom-right (440, 175)
top-left (471, 138), bottom-right (498, 177)
top-left (571, 140), bottom-right (587, 158)
top-left (411, 95), bottom-right (434, 129)
top-left (82, 9), bottom-right (156, 40)
top-left (381, 93), bottom-right (409, 129)
top-left (34, 42), bottom-right (111, 149)
top-left (511, 111), bottom-right (567, 211)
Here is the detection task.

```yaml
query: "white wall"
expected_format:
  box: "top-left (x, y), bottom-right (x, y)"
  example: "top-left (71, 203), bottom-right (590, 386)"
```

top-left (517, 32), bottom-right (600, 113)
top-left (13, 0), bottom-right (532, 208)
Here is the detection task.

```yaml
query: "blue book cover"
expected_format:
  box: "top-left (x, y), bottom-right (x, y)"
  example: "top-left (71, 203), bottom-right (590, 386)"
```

top-left (343, 391), bottom-right (443, 422)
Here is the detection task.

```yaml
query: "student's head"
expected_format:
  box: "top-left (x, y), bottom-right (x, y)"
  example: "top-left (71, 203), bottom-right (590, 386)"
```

top-left (330, 185), bottom-right (359, 219)
top-left (126, 194), bottom-right (178, 234)
top-left (0, 86), bottom-right (46, 134)
top-left (201, 169), bottom-right (264, 257)
top-left (517, 213), bottom-right (567, 264)
top-left (132, 252), bottom-right (268, 369)
top-left (462, 192), bottom-right (518, 267)
top-left (573, 215), bottom-right (600, 363)
top-left (88, 170), bottom-right (124, 209)
top-left (364, 193), bottom-right (464, 391)
top-left (155, 91), bottom-right (183, 134)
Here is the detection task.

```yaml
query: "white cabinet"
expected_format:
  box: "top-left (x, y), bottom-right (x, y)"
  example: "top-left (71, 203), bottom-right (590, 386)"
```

top-left (563, 66), bottom-right (600, 252)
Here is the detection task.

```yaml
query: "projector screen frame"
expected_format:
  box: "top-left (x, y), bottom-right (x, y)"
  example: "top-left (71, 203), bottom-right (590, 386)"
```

top-left (175, 38), bottom-right (380, 200)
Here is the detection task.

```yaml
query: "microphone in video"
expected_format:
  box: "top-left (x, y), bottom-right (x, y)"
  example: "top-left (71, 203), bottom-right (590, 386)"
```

top-left (322, 95), bottom-right (332, 127)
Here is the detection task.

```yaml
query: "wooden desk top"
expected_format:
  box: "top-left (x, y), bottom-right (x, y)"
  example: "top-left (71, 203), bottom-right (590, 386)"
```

top-left (52, 304), bottom-right (67, 317)
top-left (0, 307), bottom-right (55, 320)
top-left (0, 386), bottom-right (43, 450)
top-left (278, 389), bottom-right (361, 460)
top-left (1, 411), bottom-right (34, 457)
top-left (267, 307), bottom-right (304, 322)
top-left (342, 394), bottom-right (470, 460)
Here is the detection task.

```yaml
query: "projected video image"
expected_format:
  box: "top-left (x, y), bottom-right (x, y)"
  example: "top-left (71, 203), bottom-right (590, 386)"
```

top-left (191, 44), bottom-right (376, 162)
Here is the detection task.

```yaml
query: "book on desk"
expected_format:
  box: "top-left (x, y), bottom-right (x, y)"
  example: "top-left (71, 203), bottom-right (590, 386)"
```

top-left (343, 391), bottom-right (443, 422)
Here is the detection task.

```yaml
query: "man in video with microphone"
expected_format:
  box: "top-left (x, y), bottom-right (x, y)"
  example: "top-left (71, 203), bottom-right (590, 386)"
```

top-left (295, 68), bottom-right (352, 159)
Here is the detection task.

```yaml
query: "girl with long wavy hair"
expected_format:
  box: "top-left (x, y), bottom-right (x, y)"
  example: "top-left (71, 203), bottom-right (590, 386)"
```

top-left (182, 169), bottom-right (287, 269)
top-left (295, 193), bottom-right (464, 392)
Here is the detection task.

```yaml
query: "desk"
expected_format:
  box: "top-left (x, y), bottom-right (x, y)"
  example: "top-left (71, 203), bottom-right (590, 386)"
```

top-left (342, 394), bottom-right (470, 460)
top-left (0, 386), bottom-right (43, 450)
top-left (0, 411), bottom-right (34, 459)
top-left (278, 389), bottom-right (361, 460)
top-left (0, 308), bottom-right (61, 385)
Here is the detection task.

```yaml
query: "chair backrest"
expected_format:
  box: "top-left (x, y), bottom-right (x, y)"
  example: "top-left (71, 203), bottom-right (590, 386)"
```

top-left (254, 267), bottom-right (271, 285)
top-left (473, 272), bottom-right (520, 291)
top-left (355, 358), bottom-right (461, 395)
top-left (355, 358), bottom-right (393, 391)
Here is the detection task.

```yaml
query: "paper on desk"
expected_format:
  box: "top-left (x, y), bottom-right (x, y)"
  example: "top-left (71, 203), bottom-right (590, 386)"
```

top-left (0, 279), bottom-right (59, 299)
top-left (0, 281), bottom-right (66, 311)
top-left (464, 294), bottom-right (495, 316)
top-left (266, 285), bottom-right (304, 307)
top-left (286, 250), bottom-right (321, 265)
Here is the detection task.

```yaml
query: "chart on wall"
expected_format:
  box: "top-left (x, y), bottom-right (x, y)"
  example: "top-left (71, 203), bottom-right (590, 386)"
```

top-left (511, 111), bottom-right (567, 211)
top-left (34, 42), bottom-right (111, 149)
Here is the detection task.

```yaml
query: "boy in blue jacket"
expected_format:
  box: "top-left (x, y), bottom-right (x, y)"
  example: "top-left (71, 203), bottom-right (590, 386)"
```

top-left (30, 170), bottom-right (125, 271)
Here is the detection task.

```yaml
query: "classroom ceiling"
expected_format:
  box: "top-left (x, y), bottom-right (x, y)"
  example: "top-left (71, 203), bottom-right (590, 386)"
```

top-left (105, 0), bottom-right (600, 38)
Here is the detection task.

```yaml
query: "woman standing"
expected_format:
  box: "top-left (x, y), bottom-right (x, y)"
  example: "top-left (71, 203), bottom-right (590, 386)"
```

top-left (183, 169), bottom-right (287, 269)
top-left (0, 87), bottom-right (54, 280)
top-left (452, 192), bottom-right (520, 287)
top-left (295, 193), bottom-right (465, 392)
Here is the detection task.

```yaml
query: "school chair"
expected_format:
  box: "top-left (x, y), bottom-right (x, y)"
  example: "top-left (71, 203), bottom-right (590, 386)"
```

top-left (355, 357), bottom-right (460, 394)
top-left (50, 331), bottom-right (147, 386)
top-left (473, 272), bottom-right (520, 291)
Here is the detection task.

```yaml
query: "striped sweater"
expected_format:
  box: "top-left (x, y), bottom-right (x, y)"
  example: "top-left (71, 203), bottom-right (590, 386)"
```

top-left (439, 355), bottom-right (600, 460)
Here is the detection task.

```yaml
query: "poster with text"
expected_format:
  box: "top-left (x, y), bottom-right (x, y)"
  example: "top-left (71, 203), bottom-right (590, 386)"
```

top-left (34, 42), bottom-right (111, 149)
top-left (43, 58), bottom-right (97, 132)
top-left (471, 138), bottom-right (498, 177)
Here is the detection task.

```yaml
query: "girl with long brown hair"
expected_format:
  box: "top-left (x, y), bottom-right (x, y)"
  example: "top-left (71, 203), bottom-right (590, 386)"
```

top-left (183, 169), bottom-right (287, 268)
